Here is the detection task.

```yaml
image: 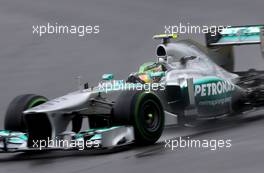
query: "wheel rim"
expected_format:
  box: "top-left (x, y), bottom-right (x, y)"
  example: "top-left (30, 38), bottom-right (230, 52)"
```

top-left (140, 100), bottom-right (161, 132)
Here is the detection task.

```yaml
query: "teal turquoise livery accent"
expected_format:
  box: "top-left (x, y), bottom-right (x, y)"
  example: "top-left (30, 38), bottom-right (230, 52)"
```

top-left (150, 71), bottom-right (165, 78)
top-left (181, 76), bottom-right (235, 103)
top-left (207, 25), bottom-right (264, 47)
top-left (221, 26), bottom-right (262, 36)
top-left (102, 74), bottom-right (114, 80)
top-left (0, 130), bottom-right (28, 143)
top-left (193, 77), bottom-right (235, 100)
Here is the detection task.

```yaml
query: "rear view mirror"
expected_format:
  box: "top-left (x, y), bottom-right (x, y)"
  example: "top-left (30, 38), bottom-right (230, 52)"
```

top-left (102, 74), bottom-right (114, 80)
top-left (180, 56), bottom-right (197, 64)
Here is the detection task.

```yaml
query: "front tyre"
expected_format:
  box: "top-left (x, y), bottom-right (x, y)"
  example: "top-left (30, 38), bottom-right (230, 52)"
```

top-left (114, 91), bottom-right (164, 145)
top-left (4, 94), bottom-right (48, 132)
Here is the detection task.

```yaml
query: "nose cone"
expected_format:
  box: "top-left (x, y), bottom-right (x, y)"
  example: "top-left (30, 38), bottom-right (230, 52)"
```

top-left (23, 91), bottom-right (92, 114)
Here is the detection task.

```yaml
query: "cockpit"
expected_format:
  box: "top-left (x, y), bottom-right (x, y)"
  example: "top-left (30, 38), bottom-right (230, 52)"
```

top-left (127, 61), bottom-right (167, 84)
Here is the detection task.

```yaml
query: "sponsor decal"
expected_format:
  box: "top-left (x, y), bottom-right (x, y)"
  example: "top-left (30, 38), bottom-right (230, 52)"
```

top-left (194, 80), bottom-right (235, 97)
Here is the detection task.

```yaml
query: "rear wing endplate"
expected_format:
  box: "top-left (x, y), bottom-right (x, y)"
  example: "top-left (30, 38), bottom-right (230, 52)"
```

top-left (206, 25), bottom-right (264, 57)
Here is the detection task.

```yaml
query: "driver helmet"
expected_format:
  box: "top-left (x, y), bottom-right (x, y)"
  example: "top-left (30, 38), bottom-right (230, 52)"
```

top-left (138, 62), bottom-right (165, 83)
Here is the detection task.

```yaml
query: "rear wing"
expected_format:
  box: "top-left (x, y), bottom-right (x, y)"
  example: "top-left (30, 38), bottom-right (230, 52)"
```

top-left (206, 25), bottom-right (264, 57)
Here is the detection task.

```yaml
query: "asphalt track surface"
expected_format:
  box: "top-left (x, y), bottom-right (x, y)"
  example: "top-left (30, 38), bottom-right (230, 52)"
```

top-left (0, 0), bottom-right (264, 172)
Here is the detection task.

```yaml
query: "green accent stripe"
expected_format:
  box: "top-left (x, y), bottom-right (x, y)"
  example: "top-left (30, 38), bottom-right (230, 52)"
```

top-left (28, 98), bottom-right (47, 108)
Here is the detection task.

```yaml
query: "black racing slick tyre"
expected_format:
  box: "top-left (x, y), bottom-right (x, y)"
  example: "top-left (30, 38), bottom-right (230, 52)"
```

top-left (4, 94), bottom-right (48, 132)
top-left (113, 91), bottom-right (164, 145)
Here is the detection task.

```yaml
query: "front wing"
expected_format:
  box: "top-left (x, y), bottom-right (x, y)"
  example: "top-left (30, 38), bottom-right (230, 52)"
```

top-left (0, 126), bottom-right (134, 153)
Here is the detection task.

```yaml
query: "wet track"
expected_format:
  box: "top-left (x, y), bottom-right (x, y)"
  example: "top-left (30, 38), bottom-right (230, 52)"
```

top-left (0, 0), bottom-right (264, 172)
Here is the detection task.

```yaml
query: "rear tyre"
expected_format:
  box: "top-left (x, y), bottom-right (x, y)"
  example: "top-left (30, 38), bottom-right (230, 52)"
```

top-left (113, 91), bottom-right (164, 145)
top-left (4, 94), bottom-right (48, 132)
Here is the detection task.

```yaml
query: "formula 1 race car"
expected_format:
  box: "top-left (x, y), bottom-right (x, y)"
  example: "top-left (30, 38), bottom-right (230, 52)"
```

top-left (1, 25), bottom-right (264, 152)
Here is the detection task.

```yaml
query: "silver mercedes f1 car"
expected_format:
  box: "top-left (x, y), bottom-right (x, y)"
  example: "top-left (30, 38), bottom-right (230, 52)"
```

top-left (1, 25), bottom-right (264, 152)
